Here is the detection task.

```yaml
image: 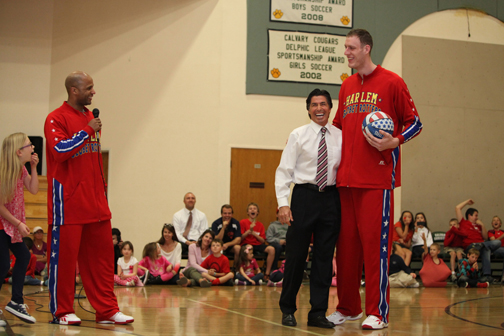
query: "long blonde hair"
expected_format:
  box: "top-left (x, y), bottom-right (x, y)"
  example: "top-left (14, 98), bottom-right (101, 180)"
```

top-left (0, 133), bottom-right (27, 203)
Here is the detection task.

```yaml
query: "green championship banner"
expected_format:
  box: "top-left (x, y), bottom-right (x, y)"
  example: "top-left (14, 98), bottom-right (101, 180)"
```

top-left (268, 30), bottom-right (349, 85)
top-left (270, 0), bottom-right (353, 28)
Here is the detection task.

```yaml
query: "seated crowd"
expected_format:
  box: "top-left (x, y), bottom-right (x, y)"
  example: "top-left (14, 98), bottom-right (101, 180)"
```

top-left (390, 198), bottom-right (504, 288)
top-left (109, 192), bottom-right (289, 288)
top-left (14, 196), bottom-right (504, 290)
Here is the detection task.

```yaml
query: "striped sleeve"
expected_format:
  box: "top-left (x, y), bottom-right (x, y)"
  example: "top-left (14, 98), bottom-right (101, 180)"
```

top-left (54, 130), bottom-right (89, 153)
top-left (401, 115), bottom-right (422, 143)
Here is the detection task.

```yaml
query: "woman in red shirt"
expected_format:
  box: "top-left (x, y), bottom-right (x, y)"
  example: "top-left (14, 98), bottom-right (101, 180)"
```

top-left (392, 211), bottom-right (414, 266)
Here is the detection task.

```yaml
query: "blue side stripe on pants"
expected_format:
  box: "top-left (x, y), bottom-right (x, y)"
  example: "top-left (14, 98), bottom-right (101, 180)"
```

top-left (378, 189), bottom-right (391, 323)
top-left (49, 179), bottom-right (63, 321)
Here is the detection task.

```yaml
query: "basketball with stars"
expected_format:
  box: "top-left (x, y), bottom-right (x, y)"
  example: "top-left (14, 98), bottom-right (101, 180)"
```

top-left (362, 111), bottom-right (394, 139)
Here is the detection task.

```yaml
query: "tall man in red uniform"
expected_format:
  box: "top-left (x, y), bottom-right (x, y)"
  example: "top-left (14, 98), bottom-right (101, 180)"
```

top-left (44, 71), bottom-right (133, 325)
top-left (328, 29), bottom-right (422, 330)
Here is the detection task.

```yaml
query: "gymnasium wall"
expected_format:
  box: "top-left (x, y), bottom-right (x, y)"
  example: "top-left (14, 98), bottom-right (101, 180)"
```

top-left (0, 1), bottom-right (53, 146)
top-left (382, 10), bottom-right (504, 231)
top-left (1, 1), bottom-right (504, 250)
top-left (402, 36), bottom-right (504, 231)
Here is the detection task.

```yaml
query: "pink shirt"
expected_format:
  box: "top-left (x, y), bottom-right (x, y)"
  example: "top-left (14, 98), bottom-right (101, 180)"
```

top-left (186, 243), bottom-right (209, 274)
top-left (138, 256), bottom-right (172, 277)
top-left (0, 167), bottom-right (28, 243)
top-left (242, 259), bottom-right (259, 277)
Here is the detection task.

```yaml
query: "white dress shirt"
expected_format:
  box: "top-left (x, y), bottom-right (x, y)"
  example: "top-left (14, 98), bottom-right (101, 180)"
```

top-left (275, 121), bottom-right (342, 208)
top-left (172, 208), bottom-right (208, 244)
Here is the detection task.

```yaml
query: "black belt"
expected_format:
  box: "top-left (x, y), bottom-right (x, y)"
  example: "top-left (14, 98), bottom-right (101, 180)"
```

top-left (296, 183), bottom-right (336, 192)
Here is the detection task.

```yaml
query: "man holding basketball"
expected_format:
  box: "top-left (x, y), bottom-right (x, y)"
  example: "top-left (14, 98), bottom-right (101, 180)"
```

top-left (327, 29), bottom-right (422, 330)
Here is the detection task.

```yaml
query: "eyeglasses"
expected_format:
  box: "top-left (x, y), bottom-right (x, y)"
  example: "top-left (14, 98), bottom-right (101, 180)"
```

top-left (20, 143), bottom-right (34, 150)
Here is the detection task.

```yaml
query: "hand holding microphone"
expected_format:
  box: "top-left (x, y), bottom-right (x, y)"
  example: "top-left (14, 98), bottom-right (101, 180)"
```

top-left (88, 108), bottom-right (102, 132)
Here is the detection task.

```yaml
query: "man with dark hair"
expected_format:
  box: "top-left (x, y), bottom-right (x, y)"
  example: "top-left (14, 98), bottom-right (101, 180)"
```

top-left (211, 204), bottom-right (241, 262)
top-left (329, 29), bottom-right (422, 330)
top-left (453, 199), bottom-right (498, 282)
top-left (276, 88), bottom-right (342, 328)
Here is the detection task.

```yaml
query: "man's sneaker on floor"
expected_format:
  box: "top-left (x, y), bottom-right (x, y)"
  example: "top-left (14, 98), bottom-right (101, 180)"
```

top-left (5, 301), bottom-right (36, 324)
top-left (98, 312), bottom-right (134, 325)
top-left (361, 315), bottom-right (388, 330)
top-left (451, 273), bottom-right (457, 282)
top-left (258, 279), bottom-right (263, 285)
top-left (477, 282), bottom-right (489, 288)
top-left (326, 311), bottom-right (363, 325)
top-left (56, 313), bottom-right (81, 325)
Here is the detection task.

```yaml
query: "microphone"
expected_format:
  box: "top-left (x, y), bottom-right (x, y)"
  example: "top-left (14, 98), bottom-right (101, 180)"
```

top-left (92, 108), bottom-right (100, 118)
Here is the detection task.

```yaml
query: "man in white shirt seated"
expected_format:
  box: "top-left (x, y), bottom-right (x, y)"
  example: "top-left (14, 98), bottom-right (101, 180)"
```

top-left (172, 192), bottom-right (208, 255)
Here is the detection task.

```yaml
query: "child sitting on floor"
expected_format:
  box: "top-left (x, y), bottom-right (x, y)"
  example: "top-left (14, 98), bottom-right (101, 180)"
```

top-left (114, 241), bottom-right (143, 287)
top-left (267, 259), bottom-right (285, 287)
top-left (235, 244), bottom-right (264, 286)
top-left (389, 243), bottom-right (418, 288)
top-left (419, 233), bottom-right (451, 287)
top-left (456, 248), bottom-right (489, 288)
top-left (138, 242), bottom-right (179, 284)
top-left (201, 239), bottom-right (234, 286)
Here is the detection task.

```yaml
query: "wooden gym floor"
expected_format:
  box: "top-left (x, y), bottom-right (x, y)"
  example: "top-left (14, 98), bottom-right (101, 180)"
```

top-left (1, 282), bottom-right (503, 335)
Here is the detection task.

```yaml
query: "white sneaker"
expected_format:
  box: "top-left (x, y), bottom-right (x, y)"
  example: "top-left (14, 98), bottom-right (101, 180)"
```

top-left (361, 315), bottom-right (388, 330)
top-left (326, 311), bottom-right (363, 325)
top-left (98, 312), bottom-right (134, 325)
top-left (57, 313), bottom-right (82, 325)
top-left (409, 282), bottom-right (420, 288)
top-left (258, 279), bottom-right (263, 286)
top-left (126, 280), bottom-right (135, 286)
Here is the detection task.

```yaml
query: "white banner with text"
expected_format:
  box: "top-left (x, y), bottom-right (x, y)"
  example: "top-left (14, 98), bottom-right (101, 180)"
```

top-left (268, 30), bottom-right (349, 85)
top-left (270, 0), bottom-right (353, 28)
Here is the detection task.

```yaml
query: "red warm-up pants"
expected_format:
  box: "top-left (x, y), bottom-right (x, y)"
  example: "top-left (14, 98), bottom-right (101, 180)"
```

top-left (336, 188), bottom-right (393, 323)
top-left (47, 220), bottom-right (119, 322)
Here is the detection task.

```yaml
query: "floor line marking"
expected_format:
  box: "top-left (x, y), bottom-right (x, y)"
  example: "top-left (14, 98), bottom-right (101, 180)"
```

top-left (187, 299), bottom-right (326, 336)
top-left (445, 295), bottom-right (504, 330)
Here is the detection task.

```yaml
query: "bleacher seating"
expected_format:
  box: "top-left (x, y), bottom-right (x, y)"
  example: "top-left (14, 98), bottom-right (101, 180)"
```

top-left (24, 176), bottom-right (48, 241)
